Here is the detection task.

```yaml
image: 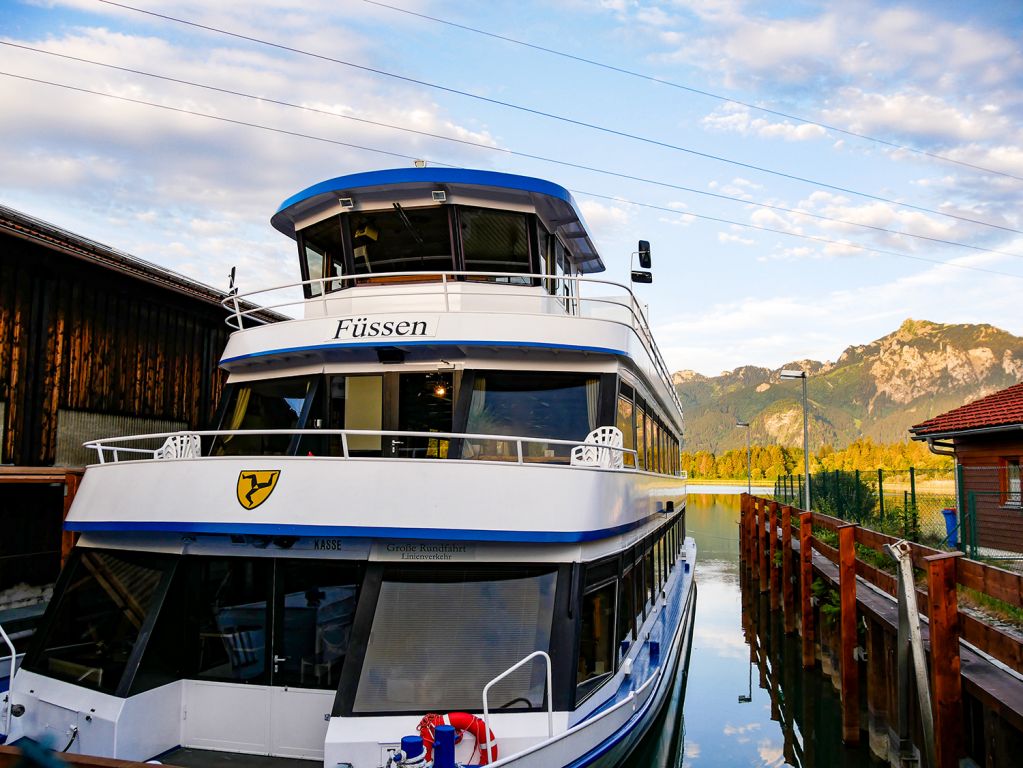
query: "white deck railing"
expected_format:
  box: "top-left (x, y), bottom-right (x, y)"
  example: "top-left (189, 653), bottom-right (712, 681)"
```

top-left (221, 270), bottom-right (684, 423)
top-left (83, 428), bottom-right (642, 468)
top-left (481, 651), bottom-right (554, 762)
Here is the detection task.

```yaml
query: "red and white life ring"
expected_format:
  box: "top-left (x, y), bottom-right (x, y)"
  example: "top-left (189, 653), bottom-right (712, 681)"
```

top-left (417, 712), bottom-right (499, 765)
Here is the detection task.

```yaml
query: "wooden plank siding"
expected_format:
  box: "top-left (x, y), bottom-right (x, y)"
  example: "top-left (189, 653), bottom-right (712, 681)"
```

top-left (954, 434), bottom-right (1023, 553)
top-left (0, 232), bottom-right (230, 467)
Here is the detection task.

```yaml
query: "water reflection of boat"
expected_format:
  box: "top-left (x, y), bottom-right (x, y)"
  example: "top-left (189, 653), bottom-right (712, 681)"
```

top-left (2, 168), bottom-right (696, 767)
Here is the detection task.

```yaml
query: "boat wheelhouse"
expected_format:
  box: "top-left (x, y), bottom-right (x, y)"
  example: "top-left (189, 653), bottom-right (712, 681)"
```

top-left (1, 168), bottom-right (695, 768)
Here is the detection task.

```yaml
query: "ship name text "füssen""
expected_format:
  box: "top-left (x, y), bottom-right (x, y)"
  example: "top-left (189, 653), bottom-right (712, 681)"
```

top-left (333, 316), bottom-right (435, 339)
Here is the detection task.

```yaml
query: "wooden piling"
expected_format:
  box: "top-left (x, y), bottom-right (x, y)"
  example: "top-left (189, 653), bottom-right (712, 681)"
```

top-left (769, 501), bottom-right (780, 609)
top-left (799, 511), bottom-right (815, 668)
top-left (781, 505), bottom-right (795, 634)
top-left (865, 617), bottom-right (890, 761)
top-left (925, 551), bottom-right (964, 768)
top-left (741, 494), bottom-right (750, 568)
top-left (838, 523), bottom-right (860, 744)
top-left (759, 499), bottom-right (769, 594)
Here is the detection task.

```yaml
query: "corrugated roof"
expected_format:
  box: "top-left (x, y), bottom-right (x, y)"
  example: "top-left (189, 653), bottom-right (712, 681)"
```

top-left (910, 381), bottom-right (1023, 437)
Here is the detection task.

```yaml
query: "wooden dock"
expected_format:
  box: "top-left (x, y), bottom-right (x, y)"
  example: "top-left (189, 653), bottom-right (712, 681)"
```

top-left (740, 494), bottom-right (1023, 767)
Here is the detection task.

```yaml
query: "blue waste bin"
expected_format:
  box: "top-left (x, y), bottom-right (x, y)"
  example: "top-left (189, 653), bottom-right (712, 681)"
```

top-left (941, 508), bottom-right (958, 547)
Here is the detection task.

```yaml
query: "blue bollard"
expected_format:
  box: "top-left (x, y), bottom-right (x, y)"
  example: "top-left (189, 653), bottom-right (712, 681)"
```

top-left (433, 724), bottom-right (456, 768)
top-left (400, 735), bottom-right (424, 763)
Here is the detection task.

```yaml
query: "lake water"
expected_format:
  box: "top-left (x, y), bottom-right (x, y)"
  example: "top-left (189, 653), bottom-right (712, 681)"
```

top-left (625, 491), bottom-right (885, 767)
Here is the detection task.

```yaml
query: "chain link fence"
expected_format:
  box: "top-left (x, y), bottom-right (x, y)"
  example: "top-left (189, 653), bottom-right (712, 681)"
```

top-left (773, 468), bottom-right (958, 550)
top-left (957, 465), bottom-right (1023, 569)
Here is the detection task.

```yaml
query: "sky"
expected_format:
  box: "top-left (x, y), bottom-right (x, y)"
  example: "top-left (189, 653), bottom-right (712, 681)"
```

top-left (2, 0), bottom-right (1023, 376)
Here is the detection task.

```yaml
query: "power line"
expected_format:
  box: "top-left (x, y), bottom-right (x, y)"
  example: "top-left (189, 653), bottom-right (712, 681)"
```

top-left (3, 70), bottom-right (1021, 281)
top-left (8, 40), bottom-right (1021, 261)
top-left (363, 0), bottom-right (1023, 184)
top-left (0, 71), bottom-right (444, 167)
top-left (94, 0), bottom-right (1023, 237)
top-left (571, 189), bottom-right (1023, 280)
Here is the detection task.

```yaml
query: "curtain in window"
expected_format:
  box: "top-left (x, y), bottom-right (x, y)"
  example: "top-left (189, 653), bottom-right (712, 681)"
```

top-left (585, 378), bottom-right (599, 431)
top-left (221, 387), bottom-right (251, 445)
top-left (468, 377), bottom-right (487, 425)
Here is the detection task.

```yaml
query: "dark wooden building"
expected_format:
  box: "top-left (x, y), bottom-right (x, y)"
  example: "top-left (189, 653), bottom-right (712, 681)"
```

top-left (910, 381), bottom-right (1023, 555)
top-left (0, 204), bottom-right (236, 619)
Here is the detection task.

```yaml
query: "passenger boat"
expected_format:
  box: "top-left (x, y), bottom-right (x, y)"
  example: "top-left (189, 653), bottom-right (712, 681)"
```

top-left (1, 168), bottom-right (696, 767)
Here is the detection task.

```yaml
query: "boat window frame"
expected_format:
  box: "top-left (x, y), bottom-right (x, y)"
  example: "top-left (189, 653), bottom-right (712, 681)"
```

top-left (22, 547), bottom-right (178, 698)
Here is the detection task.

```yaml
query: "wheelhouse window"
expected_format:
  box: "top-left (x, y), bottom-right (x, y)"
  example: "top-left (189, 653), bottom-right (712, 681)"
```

top-left (23, 549), bottom-right (172, 695)
top-left (347, 206), bottom-right (453, 279)
top-left (211, 376), bottom-right (315, 456)
top-left (460, 207), bottom-right (531, 284)
top-left (461, 371), bottom-right (600, 461)
top-left (353, 566), bottom-right (557, 713)
top-left (298, 215), bottom-right (344, 296)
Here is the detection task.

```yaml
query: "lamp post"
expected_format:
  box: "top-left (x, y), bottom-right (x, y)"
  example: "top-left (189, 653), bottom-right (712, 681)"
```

top-left (780, 369), bottom-right (810, 511)
top-left (736, 421), bottom-right (751, 494)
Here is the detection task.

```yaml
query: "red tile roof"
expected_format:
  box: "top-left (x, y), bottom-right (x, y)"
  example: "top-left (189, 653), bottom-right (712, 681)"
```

top-left (910, 381), bottom-right (1023, 436)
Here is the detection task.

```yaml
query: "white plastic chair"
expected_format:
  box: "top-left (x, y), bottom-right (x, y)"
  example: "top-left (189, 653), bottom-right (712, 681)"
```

top-left (571, 426), bottom-right (624, 469)
top-left (153, 433), bottom-right (201, 460)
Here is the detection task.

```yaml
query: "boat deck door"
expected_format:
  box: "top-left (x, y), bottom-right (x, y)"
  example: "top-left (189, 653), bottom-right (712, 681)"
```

top-left (182, 559), bottom-right (359, 759)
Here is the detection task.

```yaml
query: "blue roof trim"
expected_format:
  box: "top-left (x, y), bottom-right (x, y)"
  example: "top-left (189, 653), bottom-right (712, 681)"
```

top-left (220, 339), bottom-right (626, 366)
top-left (65, 516), bottom-right (657, 542)
top-left (276, 168), bottom-right (575, 216)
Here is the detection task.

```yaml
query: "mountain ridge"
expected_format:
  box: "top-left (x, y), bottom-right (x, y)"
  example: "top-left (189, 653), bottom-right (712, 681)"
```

top-left (674, 319), bottom-right (1023, 453)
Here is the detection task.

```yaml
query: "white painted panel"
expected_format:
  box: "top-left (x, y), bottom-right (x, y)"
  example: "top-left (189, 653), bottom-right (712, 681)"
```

top-left (114, 681), bottom-right (183, 761)
top-left (183, 679), bottom-right (270, 754)
top-left (269, 686), bottom-right (333, 759)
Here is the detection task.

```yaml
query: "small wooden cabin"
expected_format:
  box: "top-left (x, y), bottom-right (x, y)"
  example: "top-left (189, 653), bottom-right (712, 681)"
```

top-left (910, 381), bottom-right (1023, 554)
top-left (0, 205), bottom-right (237, 615)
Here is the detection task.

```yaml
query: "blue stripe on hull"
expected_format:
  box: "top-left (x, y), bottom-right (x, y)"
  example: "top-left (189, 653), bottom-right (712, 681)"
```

top-left (220, 339), bottom-right (627, 365)
top-left (64, 516), bottom-right (660, 542)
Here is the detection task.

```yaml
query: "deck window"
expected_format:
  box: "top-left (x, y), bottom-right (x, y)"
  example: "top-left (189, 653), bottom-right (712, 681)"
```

top-left (346, 206), bottom-right (453, 279)
top-left (460, 207), bottom-right (531, 284)
top-left (616, 394), bottom-right (636, 468)
top-left (617, 565), bottom-right (635, 654)
top-left (352, 567), bottom-right (557, 713)
top-left (635, 404), bottom-right (646, 470)
top-left (461, 371), bottom-right (600, 461)
top-left (211, 376), bottom-right (314, 456)
top-left (23, 549), bottom-right (172, 695)
top-left (576, 580), bottom-right (616, 701)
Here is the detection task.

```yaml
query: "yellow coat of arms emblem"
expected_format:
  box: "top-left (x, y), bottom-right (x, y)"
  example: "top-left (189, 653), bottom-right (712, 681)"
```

top-left (237, 470), bottom-right (281, 510)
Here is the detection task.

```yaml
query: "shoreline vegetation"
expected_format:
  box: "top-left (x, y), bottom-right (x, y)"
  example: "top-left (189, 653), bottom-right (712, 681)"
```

top-left (681, 437), bottom-right (953, 482)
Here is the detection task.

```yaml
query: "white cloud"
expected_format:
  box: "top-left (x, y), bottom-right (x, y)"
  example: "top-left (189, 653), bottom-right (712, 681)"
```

top-left (821, 88), bottom-right (1014, 144)
top-left (578, 199), bottom-right (634, 238)
top-left (702, 104), bottom-right (827, 142)
top-left (718, 231), bottom-right (754, 245)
